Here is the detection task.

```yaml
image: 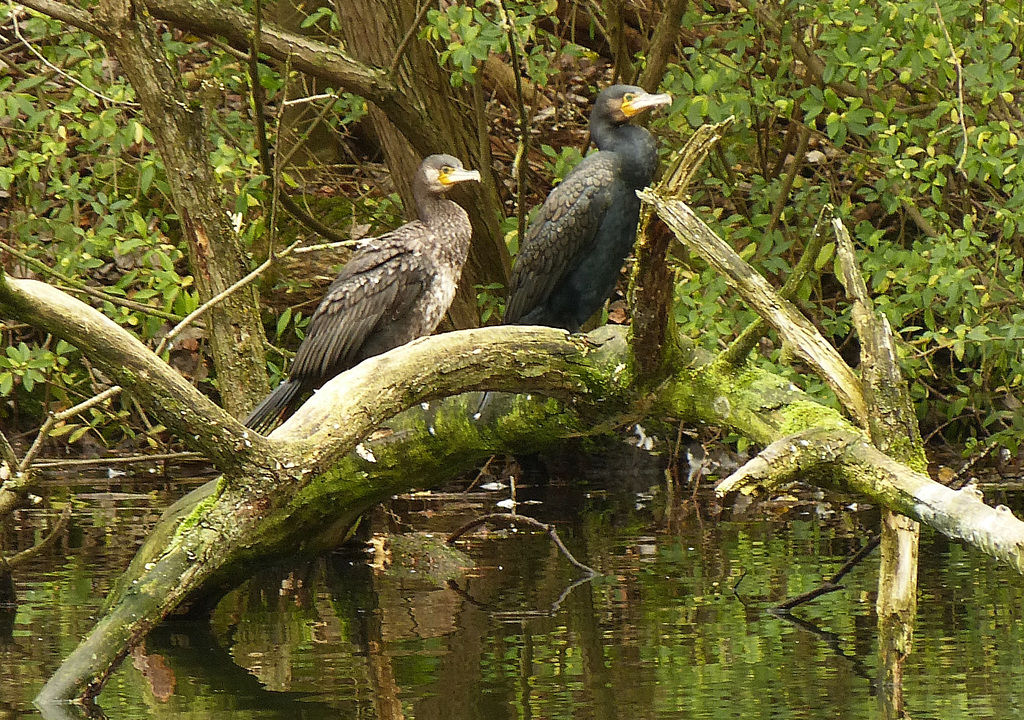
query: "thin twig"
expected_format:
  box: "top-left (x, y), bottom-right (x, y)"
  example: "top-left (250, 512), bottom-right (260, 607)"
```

top-left (496, 0), bottom-right (531, 245)
top-left (282, 92), bottom-right (340, 107)
top-left (774, 534), bottom-right (880, 611)
top-left (933, 1), bottom-right (969, 175)
top-left (243, 41), bottom-right (353, 248)
top-left (0, 430), bottom-right (19, 476)
top-left (154, 239), bottom-right (301, 356)
top-left (767, 123), bottom-right (811, 235)
top-left (947, 439), bottom-right (999, 491)
top-left (19, 386), bottom-right (122, 472)
top-left (582, 0), bottom-right (613, 64)
top-left (54, 386), bottom-right (122, 423)
top-left (720, 204), bottom-right (832, 366)
top-left (19, 416), bottom-right (55, 475)
top-left (0, 240), bottom-right (183, 323)
top-left (5, 504), bottom-right (72, 569)
top-left (448, 512), bottom-right (598, 578)
top-left (275, 88), bottom-right (342, 170)
top-left (292, 239), bottom-right (362, 254)
top-left (243, 6), bottom-right (351, 248)
top-left (248, 0), bottom-right (273, 184)
top-left (31, 451), bottom-right (207, 470)
top-left (389, 0), bottom-right (433, 76)
top-left (282, 194), bottom-right (363, 245)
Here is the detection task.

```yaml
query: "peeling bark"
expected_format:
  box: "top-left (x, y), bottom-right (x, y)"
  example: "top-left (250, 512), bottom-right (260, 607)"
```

top-left (834, 215), bottom-right (923, 714)
top-left (639, 187), bottom-right (870, 427)
top-left (717, 427), bottom-right (1024, 572)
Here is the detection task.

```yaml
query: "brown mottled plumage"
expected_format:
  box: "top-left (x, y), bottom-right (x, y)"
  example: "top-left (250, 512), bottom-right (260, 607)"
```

top-left (245, 154), bottom-right (480, 432)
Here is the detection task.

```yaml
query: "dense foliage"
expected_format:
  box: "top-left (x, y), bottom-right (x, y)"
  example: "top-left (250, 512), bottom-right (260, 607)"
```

top-left (1, 0), bottom-right (1021, 451)
top-left (663, 0), bottom-right (1024, 447)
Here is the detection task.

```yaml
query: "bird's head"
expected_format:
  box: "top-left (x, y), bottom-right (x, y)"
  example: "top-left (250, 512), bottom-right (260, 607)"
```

top-left (419, 154), bottom-right (482, 194)
top-left (595, 85), bottom-right (673, 126)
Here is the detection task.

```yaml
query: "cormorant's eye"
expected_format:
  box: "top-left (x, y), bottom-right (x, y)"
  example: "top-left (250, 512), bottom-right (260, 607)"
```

top-left (622, 93), bottom-right (635, 103)
top-left (441, 166), bottom-right (453, 175)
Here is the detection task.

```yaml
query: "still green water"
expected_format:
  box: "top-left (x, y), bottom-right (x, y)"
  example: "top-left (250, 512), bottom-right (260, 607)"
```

top-left (2, 450), bottom-right (1023, 719)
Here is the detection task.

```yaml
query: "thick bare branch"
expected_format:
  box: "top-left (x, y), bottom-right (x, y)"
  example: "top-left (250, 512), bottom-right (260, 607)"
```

top-left (280, 326), bottom-right (627, 471)
top-left (0, 271), bottom-right (262, 470)
top-left (148, 0), bottom-right (438, 157)
top-left (716, 426), bottom-right (1024, 574)
top-left (15, 0), bottom-right (104, 38)
top-left (641, 189), bottom-right (869, 426)
top-left (833, 218), bottom-right (925, 467)
top-left (632, 119), bottom-right (733, 378)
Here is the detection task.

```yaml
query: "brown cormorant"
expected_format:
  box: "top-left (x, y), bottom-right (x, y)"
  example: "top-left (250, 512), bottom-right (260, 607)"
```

top-left (504, 85), bottom-right (672, 331)
top-left (245, 154), bottom-right (481, 432)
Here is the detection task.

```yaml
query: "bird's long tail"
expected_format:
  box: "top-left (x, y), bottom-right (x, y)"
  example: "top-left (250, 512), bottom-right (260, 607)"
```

top-left (244, 379), bottom-right (305, 433)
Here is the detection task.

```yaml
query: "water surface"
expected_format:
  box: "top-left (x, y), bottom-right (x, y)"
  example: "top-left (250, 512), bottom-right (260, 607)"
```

top-left (2, 448), bottom-right (1023, 718)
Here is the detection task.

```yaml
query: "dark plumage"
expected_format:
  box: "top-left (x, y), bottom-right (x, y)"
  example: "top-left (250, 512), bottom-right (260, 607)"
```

top-left (245, 154), bottom-right (481, 432)
top-left (504, 85), bottom-right (671, 331)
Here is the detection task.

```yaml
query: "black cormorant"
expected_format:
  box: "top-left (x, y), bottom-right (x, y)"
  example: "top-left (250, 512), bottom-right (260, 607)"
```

top-left (245, 154), bottom-right (481, 432)
top-left (504, 85), bottom-right (672, 331)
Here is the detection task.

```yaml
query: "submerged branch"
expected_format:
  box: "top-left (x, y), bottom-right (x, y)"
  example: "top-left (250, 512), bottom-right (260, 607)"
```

top-left (774, 535), bottom-right (880, 611)
top-left (6, 505), bottom-right (72, 569)
top-left (448, 512), bottom-right (598, 578)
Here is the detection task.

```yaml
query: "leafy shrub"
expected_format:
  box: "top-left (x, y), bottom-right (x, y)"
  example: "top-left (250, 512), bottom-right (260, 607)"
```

top-left (659, 0), bottom-right (1024, 445)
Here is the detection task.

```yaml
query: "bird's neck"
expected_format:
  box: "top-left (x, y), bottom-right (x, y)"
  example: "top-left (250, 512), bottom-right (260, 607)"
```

top-left (591, 120), bottom-right (649, 152)
top-left (414, 193), bottom-right (471, 267)
top-left (414, 191), bottom-right (447, 226)
top-left (591, 123), bottom-right (657, 185)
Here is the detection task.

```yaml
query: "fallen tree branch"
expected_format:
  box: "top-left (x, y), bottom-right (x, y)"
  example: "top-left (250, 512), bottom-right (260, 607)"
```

top-left (720, 205), bottom-right (831, 366)
top-left (0, 270), bottom-right (261, 472)
top-left (716, 427), bottom-right (1024, 574)
top-left (833, 212), bottom-right (924, 688)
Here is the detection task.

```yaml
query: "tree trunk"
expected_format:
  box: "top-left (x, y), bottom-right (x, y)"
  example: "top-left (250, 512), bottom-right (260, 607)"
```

top-left (95, 0), bottom-right (269, 417)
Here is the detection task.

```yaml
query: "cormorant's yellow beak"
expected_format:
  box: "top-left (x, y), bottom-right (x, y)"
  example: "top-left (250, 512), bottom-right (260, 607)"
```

top-left (439, 167), bottom-right (482, 187)
top-left (621, 91), bottom-right (672, 118)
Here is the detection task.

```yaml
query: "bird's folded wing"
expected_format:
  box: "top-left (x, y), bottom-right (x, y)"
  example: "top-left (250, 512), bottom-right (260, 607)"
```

top-left (289, 234), bottom-right (431, 381)
top-left (505, 155), bottom-right (616, 323)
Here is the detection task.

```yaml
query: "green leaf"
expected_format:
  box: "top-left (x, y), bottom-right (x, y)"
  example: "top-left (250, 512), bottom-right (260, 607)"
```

top-left (814, 243), bottom-right (835, 271)
top-left (276, 307), bottom-right (293, 340)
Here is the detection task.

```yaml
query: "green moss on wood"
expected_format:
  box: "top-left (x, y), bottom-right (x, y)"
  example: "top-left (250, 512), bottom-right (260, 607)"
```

top-left (174, 481), bottom-right (224, 536)
top-left (777, 400), bottom-right (852, 438)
